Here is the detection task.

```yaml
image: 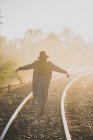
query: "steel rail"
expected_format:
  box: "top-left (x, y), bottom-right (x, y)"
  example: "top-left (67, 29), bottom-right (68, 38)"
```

top-left (0, 69), bottom-right (93, 140)
top-left (61, 71), bottom-right (93, 140)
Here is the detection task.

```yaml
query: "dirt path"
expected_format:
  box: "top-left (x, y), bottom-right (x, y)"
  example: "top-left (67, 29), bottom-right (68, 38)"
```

top-left (0, 83), bottom-right (32, 133)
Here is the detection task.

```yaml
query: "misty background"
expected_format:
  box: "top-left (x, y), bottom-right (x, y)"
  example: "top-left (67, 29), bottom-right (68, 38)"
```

top-left (0, 28), bottom-right (93, 87)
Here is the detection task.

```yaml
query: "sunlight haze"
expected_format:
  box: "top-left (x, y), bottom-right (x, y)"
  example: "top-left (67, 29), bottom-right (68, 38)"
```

top-left (0, 0), bottom-right (93, 40)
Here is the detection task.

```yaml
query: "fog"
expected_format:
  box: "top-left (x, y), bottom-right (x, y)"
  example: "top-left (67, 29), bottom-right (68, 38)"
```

top-left (0, 28), bottom-right (93, 84)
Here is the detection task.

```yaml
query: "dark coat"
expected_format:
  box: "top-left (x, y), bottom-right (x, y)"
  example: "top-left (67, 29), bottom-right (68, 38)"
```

top-left (19, 60), bottom-right (67, 101)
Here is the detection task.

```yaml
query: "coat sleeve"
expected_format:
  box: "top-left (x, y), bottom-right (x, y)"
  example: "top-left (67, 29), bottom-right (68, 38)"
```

top-left (51, 62), bottom-right (67, 74)
top-left (19, 61), bottom-right (37, 70)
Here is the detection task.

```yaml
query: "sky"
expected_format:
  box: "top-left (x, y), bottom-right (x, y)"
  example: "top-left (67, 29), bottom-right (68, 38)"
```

top-left (0, 0), bottom-right (93, 40)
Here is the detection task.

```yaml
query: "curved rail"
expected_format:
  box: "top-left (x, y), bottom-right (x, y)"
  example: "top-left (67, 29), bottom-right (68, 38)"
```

top-left (61, 71), bottom-right (93, 140)
top-left (0, 68), bottom-right (93, 140)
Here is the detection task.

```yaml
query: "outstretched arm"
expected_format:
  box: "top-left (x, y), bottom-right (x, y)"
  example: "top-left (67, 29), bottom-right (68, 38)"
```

top-left (52, 64), bottom-right (69, 78)
top-left (16, 61), bottom-right (36, 72)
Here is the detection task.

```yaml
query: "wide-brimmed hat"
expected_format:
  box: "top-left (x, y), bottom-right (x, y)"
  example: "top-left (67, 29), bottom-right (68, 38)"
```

top-left (38, 51), bottom-right (49, 59)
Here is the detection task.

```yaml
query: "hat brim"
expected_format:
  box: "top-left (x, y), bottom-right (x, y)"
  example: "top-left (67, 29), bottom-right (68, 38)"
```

top-left (37, 55), bottom-right (49, 59)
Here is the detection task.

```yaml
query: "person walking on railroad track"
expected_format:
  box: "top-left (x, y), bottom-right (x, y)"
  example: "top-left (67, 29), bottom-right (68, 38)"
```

top-left (16, 51), bottom-right (69, 116)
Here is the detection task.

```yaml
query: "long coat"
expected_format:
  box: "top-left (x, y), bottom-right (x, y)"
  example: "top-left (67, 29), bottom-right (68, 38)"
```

top-left (19, 60), bottom-right (67, 106)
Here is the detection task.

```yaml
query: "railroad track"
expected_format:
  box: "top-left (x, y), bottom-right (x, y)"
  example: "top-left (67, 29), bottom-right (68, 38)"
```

top-left (61, 71), bottom-right (93, 140)
top-left (0, 69), bottom-right (93, 140)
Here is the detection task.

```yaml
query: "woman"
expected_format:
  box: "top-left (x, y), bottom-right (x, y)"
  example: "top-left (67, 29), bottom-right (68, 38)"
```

top-left (16, 51), bottom-right (69, 116)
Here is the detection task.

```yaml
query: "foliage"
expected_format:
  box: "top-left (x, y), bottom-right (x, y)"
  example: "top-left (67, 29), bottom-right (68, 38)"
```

top-left (0, 57), bottom-right (17, 87)
top-left (0, 36), bottom-right (7, 47)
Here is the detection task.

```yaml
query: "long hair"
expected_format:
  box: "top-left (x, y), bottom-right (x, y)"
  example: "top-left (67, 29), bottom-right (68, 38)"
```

top-left (38, 57), bottom-right (47, 76)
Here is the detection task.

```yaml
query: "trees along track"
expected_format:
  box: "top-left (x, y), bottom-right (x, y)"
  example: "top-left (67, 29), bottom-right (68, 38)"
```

top-left (61, 70), bottom-right (93, 140)
top-left (0, 69), bottom-right (93, 140)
